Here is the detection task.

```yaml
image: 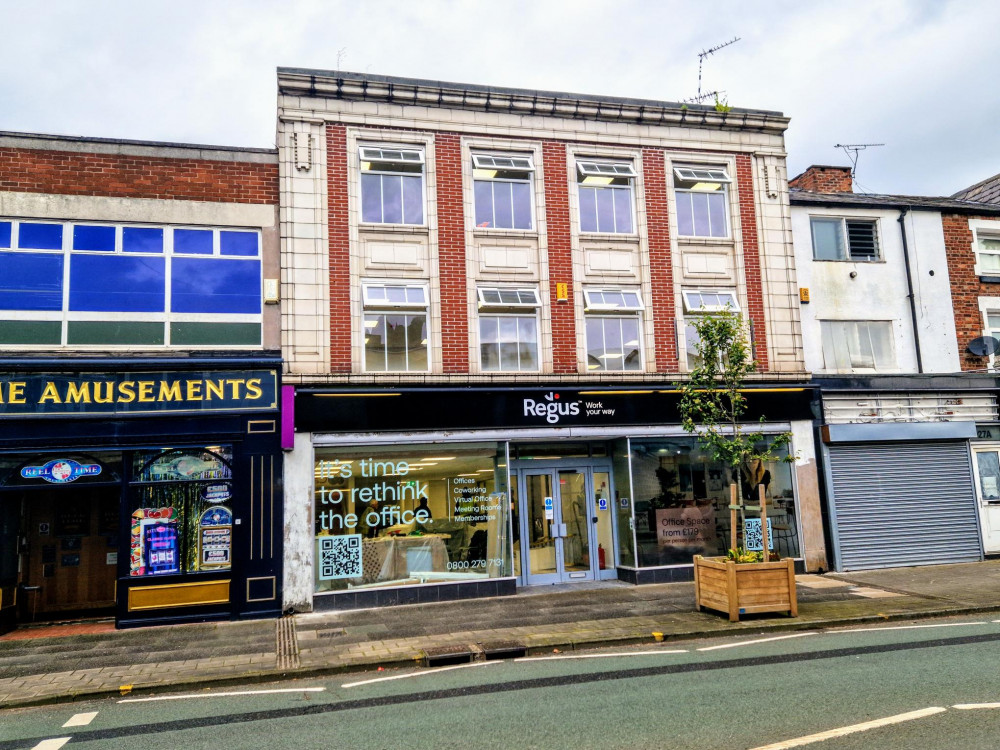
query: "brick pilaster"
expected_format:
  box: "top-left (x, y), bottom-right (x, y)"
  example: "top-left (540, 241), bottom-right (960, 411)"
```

top-left (735, 153), bottom-right (769, 371)
top-left (326, 125), bottom-right (352, 372)
top-left (434, 133), bottom-right (470, 372)
top-left (542, 141), bottom-right (578, 373)
top-left (642, 149), bottom-right (678, 372)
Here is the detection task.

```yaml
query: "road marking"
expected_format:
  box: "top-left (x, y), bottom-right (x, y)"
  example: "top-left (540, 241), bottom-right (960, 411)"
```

top-left (837, 621), bottom-right (989, 633)
top-left (953, 702), bottom-right (1000, 710)
top-left (31, 740), bottom-right (71, 750)
top-left (120, 687), bottom-right (326, 703)
top-left (698, 633), bottom-right (816, 651)
top-left (342, 661), bottom-right (499, 688)
top-left (517, 649), bottom-right (688, 661)
top-left (748, 707), bottom-right (947, 750)
top-left (63, 711), bottom-right (98, 727)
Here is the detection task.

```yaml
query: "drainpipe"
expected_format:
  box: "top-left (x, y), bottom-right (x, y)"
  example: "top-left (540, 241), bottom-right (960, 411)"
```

top-left (898, 206), bottom-right (923, 373)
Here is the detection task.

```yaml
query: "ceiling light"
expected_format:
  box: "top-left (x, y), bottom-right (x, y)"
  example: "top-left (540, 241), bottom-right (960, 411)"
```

top-left (691, 182), bottom-right (721, 191)
top-left (473, 168), bottom-right (498, 179)
top-left (582, 175), bottom-right (614, 185)
top-left (423, 457), bottom-right (456, 461)
top-left (361, 161), bottom-right (372, 171)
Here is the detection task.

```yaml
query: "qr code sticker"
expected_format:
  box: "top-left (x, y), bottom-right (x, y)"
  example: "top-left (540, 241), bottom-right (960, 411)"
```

top-left (319, 534), bottom-right (362, 580)
top-left (743, 518), bottom-right (774, 552)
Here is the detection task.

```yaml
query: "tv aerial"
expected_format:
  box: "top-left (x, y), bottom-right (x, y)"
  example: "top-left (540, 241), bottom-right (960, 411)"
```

top-left (693, 36), bottom-right (741, 101)
top-left (834, 142), bottom-right (884, 183)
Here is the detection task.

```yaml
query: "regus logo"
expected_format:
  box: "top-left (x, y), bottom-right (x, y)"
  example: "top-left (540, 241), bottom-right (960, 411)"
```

top-left (523, 392), bottom-right (581, 424)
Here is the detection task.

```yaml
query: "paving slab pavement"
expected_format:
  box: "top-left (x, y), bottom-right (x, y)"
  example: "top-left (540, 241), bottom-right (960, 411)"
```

top-left (3, 560), bottom-right (1000, 710)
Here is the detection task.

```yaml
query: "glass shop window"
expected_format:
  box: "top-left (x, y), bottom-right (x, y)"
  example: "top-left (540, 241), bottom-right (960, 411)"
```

top-left (313, 443), bottom-right (510, 594)
top-left (128, 446), bottom-right (234, 577)
top-left (629, 437), bottom-right (799, 567)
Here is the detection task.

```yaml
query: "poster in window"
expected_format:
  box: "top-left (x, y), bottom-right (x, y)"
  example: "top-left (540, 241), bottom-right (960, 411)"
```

top-left (130, 506), bottom-right (179, 576)
top-left (143, 523), bottom-right (180, 575)
top-left (198, 505), bottom-right (232, 570)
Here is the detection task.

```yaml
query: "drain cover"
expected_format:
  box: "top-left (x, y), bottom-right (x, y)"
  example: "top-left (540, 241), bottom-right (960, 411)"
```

top-left (422, 644), bottom-right (475, 667)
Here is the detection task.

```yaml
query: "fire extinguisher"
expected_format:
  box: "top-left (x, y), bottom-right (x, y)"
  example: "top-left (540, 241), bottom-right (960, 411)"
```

top-left (598, 543), bottom-right (606, 569)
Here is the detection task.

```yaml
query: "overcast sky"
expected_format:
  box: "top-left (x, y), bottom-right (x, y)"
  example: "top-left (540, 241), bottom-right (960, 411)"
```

top-left (2, 0), bottom-right (996, 196)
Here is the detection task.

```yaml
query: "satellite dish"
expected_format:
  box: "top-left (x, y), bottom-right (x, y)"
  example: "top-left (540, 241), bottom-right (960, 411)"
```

top-left (968, 336), bottom-right (1000, 356)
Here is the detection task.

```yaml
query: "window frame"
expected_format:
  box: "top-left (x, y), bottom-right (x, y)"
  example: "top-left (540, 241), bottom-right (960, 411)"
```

top-left (584, 313), bottom-right (643, 372)
top-left (582, 288), bottom-right (644, 312)
top-left (681, 289), bottom-right (740, 314)
top-left (819, 319), bottom-right (896, 372)
top-left (673, 165), bottom-right (732, 240)
top-left (361, 281), bottom-right (430, 373)
top-left (359, 145), bottom-right (427, 227)
top-left (576, 159), bottom-right (637, 235)
top-left (810, 216), bottom-right (881, 262)
top-left (974, 229), bottom-right (1000, 277)
top-left (476, 285), bottom-right (541, 373)
top-left (472, 152), bottom-right (535, 231)
top-left (0, 217), bottom-right (263, 349)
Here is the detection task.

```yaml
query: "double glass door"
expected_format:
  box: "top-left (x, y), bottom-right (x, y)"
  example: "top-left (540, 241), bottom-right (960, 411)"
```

top-left (513, 462), bottom-right (615, 585)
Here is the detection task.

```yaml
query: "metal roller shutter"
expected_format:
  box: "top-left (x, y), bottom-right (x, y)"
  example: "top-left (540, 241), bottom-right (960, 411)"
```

top-left (828, 441), bottom-right (982, 570)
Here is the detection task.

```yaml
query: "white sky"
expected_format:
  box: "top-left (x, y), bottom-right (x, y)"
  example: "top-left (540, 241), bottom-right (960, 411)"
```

top-left (2, 0), bottom-right (996, 196)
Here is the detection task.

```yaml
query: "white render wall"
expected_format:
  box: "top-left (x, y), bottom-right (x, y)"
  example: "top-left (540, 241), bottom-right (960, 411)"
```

top-left (791, 205), bottom-right (960, 374)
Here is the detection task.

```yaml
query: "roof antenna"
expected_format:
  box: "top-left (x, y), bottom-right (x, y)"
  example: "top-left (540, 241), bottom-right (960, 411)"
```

top-left (834, 143), bottom-right (884, 186)
top-left (696, 36), bottom-right (741, 100)
top-left (336, 47), bottom-right (347, 69)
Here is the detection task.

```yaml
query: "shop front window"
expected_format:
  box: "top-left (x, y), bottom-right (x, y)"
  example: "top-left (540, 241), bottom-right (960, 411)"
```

top-left (313, 443), bottom-right (510, 593)
top-left (128, 446), bottom-right (234, 576)
top-left (630, 438), bottom-right (798, 567)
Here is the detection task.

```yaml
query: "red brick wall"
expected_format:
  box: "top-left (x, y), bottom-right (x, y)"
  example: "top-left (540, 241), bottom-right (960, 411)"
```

top-left (542, 141), bottom-right (579, 373)
top-left (735, 154), bottom-right (770, 371)
top-left (326, 126), bottom-right (352, 372)
top-left (434, 133), bottom-right (471, 372)
top-left (642, 149), bottom-right (678, 371)
top-left (0, 146), bottom-right (277, 204)
top-left (788, 165), bottom-right (853, 194)
top-left (943, 213), bottom-right (995, 370)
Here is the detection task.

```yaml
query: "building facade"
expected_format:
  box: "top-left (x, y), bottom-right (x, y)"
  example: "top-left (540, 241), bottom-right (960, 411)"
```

top-left (277, 69), bottom-right (827, 613)
top-left (0, 132), bottom-right (284, 631)
top-left (790, 165), bottom-right (1000, 570)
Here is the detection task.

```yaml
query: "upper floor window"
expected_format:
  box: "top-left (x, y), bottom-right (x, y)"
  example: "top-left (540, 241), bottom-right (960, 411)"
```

top-left (360, 147), bottom-right (425, 226)
top-left (577, 160), bottom-right (635, 234)
top-left (477, 286), bottom-right (540, 372)
top-left (584, 288), bottom-right (643, 371)
top-left (0, 218), bottom-right (261, 348)
top-left (811, 217), bottom-right (879, 261)
top-left (820, 320), bottom-right (895, 371)
top-left (362, 282), bottom-right (429, 372)
top-left (683, 290), bottom-right (741, 369)
top-left (473, 154), bottom-right (534, 230)
top-left (674, 167), bottom-right (730, 238)
top-left (976, 233), bottom-right (1000, 275)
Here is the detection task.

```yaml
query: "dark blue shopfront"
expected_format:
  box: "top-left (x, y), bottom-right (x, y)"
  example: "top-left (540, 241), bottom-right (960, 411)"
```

top-left (0, 359), bottom-right (283, 632)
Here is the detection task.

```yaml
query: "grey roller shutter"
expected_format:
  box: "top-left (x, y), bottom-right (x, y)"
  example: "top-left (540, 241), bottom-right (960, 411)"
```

top-left (828, 442), bottom-right (982, 570)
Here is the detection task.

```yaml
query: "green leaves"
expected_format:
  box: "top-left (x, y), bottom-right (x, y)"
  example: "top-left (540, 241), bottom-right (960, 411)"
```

top-left (677, 309), bottom-right (793, 471)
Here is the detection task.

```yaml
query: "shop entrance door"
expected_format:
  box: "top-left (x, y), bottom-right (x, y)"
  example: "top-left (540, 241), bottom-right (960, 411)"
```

top-left (14, 487), bottom-right (118, 622)
top-left (514, 462), bottom-right (616, 585)
top-left (973, 446), bottom-right (1000, 554)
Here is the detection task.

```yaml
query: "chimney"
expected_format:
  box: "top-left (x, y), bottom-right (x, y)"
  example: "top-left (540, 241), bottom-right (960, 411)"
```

top-left (789, 165), bottom-right (853, 193)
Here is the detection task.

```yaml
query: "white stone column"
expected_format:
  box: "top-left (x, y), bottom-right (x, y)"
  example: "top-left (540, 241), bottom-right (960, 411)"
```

top-left (282, 430), bottom-right (315, 612)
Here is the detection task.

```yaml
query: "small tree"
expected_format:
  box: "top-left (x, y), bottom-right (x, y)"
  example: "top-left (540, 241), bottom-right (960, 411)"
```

top-left (677, 308), bottom-right (793, 558)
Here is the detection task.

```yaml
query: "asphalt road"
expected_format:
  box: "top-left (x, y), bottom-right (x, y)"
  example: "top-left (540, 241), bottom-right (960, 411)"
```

top-left (4, 616), bottom-right (1000, 749)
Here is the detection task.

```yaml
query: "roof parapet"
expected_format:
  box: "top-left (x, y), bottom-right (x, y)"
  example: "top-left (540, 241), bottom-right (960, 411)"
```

top-left (277, 68), bottom-right (790, 135)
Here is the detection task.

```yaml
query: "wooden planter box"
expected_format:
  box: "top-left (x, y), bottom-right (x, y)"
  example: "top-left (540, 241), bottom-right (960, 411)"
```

top-left (693, 554), bottom-right (798, 622)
